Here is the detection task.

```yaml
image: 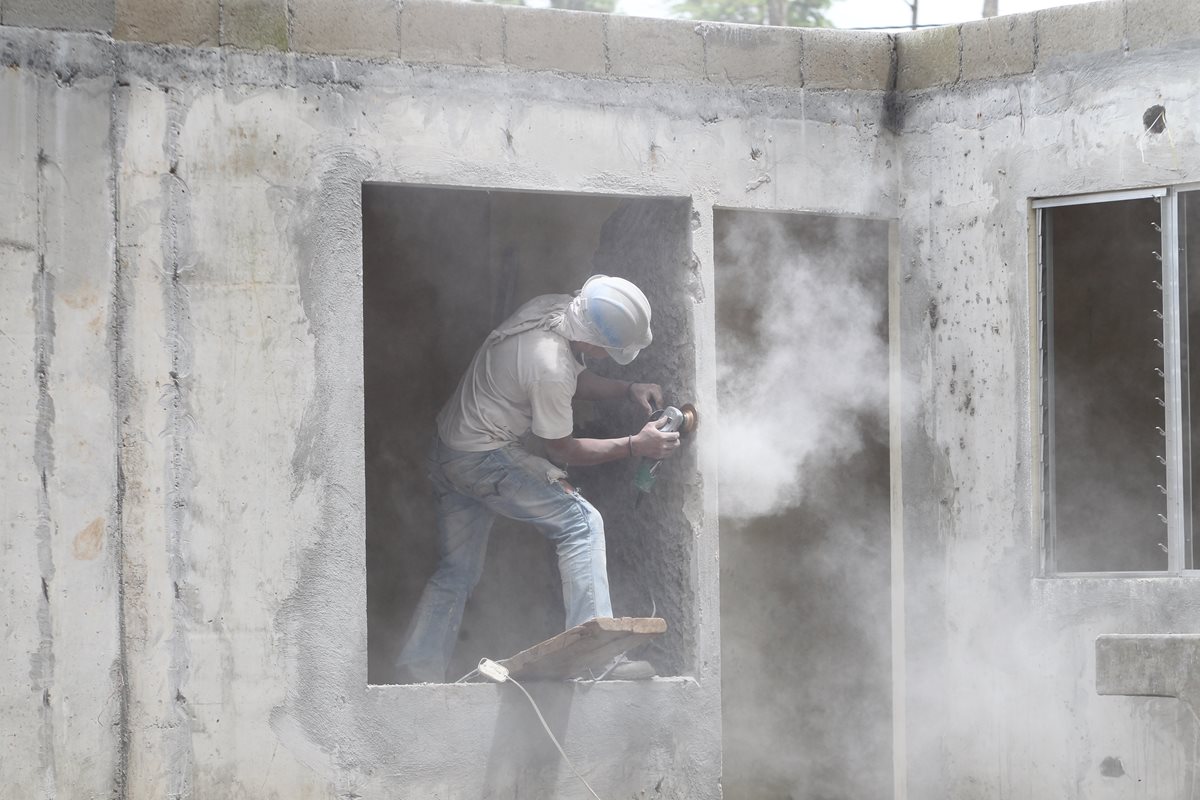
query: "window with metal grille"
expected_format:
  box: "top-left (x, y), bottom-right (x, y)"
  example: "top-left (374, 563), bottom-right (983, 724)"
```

top-left (1038, 187), bottom-right (1200, 575)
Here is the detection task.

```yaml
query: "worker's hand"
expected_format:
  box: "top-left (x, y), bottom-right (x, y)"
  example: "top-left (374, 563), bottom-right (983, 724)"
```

top-left (628, 382), bottom-right (663, 415)
top-left (632, 417), bottom-right (680, 459)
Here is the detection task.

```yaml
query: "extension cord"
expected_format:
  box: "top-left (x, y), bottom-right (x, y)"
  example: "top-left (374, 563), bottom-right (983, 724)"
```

top-left (476, 657), bottom-right (605, 800)
top-left (478, 658), bottom-right (509, 683)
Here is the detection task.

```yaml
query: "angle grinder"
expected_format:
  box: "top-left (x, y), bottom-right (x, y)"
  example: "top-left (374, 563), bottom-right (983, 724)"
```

top-left (633, 403), bottom-right (699, 508)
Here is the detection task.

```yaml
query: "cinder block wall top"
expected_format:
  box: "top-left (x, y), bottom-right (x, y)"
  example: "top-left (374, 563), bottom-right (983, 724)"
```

top-left (895, 0), bottom-right (1200, 91)
top-left (0, 0), bottom-right (898, 90)
top-left (4, 0), bottom-right (1200, 94)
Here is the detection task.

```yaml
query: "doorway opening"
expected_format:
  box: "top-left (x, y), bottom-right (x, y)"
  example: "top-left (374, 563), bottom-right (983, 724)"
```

top-left (714, 209), bottom-right (893, 797)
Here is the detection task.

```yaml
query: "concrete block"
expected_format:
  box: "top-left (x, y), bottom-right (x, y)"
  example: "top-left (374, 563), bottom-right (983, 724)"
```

top-left (1036, 0), bottom-right (1124, 63)
top-left (3, 0), bottom-right (114, 32)
top-left (222, 0), bottom-right (287, 51)
top-left (1096, 635), bottom-right (1200, 713)
top-left (607, 14), bottom-right (705, 81)
top-left (290, 0), bottom-right (400, 58)
top-left (504, 5), bottom-right (605, 76)
top-left (700, 22), bottom-right (802, 87)
top-left (895, 23), bottom-right (959, 91)
top-left (1127, 0), bottom-right (1200, 51)
top-left (960, 13), bottom-right (1034, 82)
top-left (400, 0), bottom-right (503, 67)
top-left (114, 0), bottom-right (219, 46)
top-left (801, 28), bottom-right (892, 91)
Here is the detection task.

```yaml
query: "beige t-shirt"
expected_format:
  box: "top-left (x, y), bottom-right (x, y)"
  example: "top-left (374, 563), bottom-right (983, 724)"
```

top-left (437, 328), bottom-right (586, 452)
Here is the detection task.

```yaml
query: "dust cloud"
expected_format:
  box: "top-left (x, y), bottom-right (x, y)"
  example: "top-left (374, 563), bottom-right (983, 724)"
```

top-left (715, 214), bottom-right (890, 521)
top-left (714, 210), bottom-right (894, 799)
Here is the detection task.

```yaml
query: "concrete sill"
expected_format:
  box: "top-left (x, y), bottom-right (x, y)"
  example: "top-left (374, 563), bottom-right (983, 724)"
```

top-left (368, 675), bottom-right (700, 690)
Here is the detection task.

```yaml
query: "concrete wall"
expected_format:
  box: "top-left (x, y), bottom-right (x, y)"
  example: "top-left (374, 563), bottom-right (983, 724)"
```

top-left (895, 1), bottom-right (1200, 797)
top-left (8, 0), bottom-right (1200, 797)
top-left (0, 1), bottom-right (896, 796)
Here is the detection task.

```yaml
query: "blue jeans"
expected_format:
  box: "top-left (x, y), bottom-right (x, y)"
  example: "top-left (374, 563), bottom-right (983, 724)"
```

top-left (396, 437), bottom-right (613, 682)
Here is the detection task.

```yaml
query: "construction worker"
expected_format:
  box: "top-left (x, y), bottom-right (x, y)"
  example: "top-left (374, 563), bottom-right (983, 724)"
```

top-left (396, 275), bottom-right (679, 683)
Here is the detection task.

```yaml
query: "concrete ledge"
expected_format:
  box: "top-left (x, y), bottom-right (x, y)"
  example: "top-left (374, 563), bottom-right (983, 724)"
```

top-left (114, 0), bottom-right (219, 47)
top-left (1036, 0), bottom-right (1124, 63)
top-left (895, 24), bottom-right (959, 91)
top-left (1096, 634), bottom-right (1200, 714)
top-left (1127, 0), bottom-right (1200, 51)
top-left (400, 0), bottom-right (503, 67)
top-left (960, 13), bottom-right (1034, 82)
top-left (607, 14), bottom-right (704, 81)
top-left (222, 0), bottom-right (287, 51)
top-left (289, 0), bottom-right (400, 58)
top-left (699, 21), bottom-right (802, 87)
top-left (504, 4), bottom-right (606, 76)
top-left (3, 0), bottom-right (113, 32)
top-left (801, 28), bottom-right (892, 91)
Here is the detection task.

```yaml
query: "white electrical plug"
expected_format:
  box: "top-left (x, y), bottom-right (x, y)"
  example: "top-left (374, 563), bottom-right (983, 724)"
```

top-left (478, 658), bottom-right (510, 683)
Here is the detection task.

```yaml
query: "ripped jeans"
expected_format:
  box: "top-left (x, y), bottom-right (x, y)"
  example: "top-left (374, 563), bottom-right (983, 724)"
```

top-left (395, 437), bottom-right (613, 682)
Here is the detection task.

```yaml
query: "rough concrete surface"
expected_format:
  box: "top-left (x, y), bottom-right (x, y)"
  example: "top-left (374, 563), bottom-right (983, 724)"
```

top-left (504, 4), bottom-right (606, 76)
top-left (3, 0), bottom-right (1200, 798)
top-left (221, 0), bottom-right (287, 51)
top-left (114, 0), bottom-right (219, 46)
top-left (895, 23), bottom-right (960, 91)
top-left (289, 0), bottom-right (399, 57)
top-left (606, 14), bottom-right (705, 81)
top-left (1126, 0), bottom-right (1200, 51)
top-left (400, 0), bottom-right (504, 67)
top-left (899, 41), bottom-right (1200, 800)
top-left (801, 28), bottom-right (893, 91)
top-left (960, 13), bottom-right (1035, 82)
top-left (699, 21), bottom-right (803, 86)
top-left (1097, 634), bottom-right (1200, 714)
top-left (3, 0), bottom-right (114, 32)
top-left (1, 14), bottom-right (896, 796)
top-left (1036, 0), bottom-right (1126, 63)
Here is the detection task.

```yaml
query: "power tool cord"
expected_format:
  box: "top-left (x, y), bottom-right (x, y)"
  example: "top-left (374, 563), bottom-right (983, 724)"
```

top-left (505, 674), bottom-right (606, 800)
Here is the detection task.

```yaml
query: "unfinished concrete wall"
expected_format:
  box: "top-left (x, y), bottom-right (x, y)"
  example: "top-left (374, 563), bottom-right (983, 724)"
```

top-left (19, 0), bottom-right (1200, 797)
top-left (895, 1), bottom-right (1200, 797)
top-left (0, 34), bottom-right (122, 798)
top-left (0, 1), bottom-right (896, 796)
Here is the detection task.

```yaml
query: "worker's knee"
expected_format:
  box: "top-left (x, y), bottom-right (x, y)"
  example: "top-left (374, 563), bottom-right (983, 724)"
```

top-left (561, 495), bottom-right (605, 546)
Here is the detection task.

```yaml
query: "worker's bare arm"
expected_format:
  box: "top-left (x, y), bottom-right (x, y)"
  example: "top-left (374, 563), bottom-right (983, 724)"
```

top-left (575, 370), bottom-right (663, 414)
top-left (542, 418), bottom-right (679, 466)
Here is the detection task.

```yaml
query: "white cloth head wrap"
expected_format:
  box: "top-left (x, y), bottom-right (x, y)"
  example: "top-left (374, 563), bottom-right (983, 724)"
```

top-left (487, 293), bottom-right (611, 350)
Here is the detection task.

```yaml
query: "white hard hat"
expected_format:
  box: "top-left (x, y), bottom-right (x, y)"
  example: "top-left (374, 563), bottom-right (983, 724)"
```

top-left (580, 275), bottom-right (652, 365)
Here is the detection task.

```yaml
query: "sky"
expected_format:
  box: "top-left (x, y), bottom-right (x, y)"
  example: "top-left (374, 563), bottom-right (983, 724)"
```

top-left (613, 0), bottom-right (1098, 28)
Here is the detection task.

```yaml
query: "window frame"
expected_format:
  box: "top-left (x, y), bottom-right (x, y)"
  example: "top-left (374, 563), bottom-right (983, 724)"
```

top-left (1036, 185), bottom-right (1200, 577)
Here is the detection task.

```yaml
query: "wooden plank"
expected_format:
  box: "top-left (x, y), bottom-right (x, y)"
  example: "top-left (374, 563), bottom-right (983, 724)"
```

top-left (500, 617), bottom-right (666, 680)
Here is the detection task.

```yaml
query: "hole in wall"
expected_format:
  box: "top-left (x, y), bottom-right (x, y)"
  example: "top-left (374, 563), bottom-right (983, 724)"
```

top-left (714, 209), bottom-right (893, 798)
top-left (362, 184), bottom-right (697, 684)
top-left (1143, 104), bottom-right (1167, 134)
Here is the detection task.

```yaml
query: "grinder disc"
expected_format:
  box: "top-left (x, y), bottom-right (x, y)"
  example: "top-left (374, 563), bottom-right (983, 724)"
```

top-left (679, 403), bottom-right (699, 435)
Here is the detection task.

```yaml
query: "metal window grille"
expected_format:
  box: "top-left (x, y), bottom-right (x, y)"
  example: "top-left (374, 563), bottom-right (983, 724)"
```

top-left (1037, 186), bottom-right (1199, 576)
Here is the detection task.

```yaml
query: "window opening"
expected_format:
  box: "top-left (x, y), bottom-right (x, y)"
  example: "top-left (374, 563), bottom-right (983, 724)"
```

top-left (1039, 186), bottom-right (1200, 574)
top-left (362, 184), bottom-right (696, 684)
